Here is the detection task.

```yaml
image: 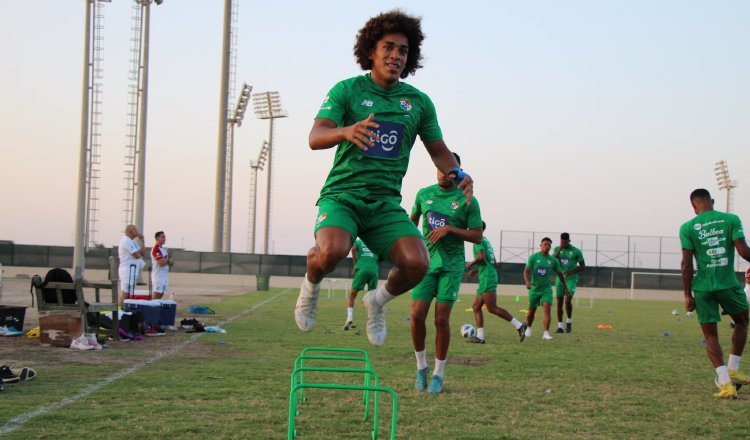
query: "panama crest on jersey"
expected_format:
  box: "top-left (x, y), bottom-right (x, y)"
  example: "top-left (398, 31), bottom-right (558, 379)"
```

top-left (400, 99), bottom-right (412, 111)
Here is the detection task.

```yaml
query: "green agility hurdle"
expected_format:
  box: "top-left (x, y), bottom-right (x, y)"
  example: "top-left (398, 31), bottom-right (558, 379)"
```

top-left (288, 347), bottom-right (399, 439)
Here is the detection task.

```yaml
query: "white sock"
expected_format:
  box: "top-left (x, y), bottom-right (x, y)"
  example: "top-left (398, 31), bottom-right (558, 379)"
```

top-left (373, 286), bottom-right (396, 307)
top-left (543, 331), bottom-right (550, 337)
top-left (510, 318), bottom-right (522, 329)
top-left (557, 322), bottom-right (564, 329)
top-left (301, 274), bottom-right (320, 297)
top-left (415, 350), bottom-right (428, 370)
top-left (347, 307), bottom-right (353, 320)
top-left (476, 328), bottom-right (484, 340)
top-left (716, 365), bottom-right (731, 385)
top-left (728, 354), bottom-right (741, 372)
top-left (433, 358), bottom-right (446, 377)
top-left (567, 318), bottom-right (572, 324)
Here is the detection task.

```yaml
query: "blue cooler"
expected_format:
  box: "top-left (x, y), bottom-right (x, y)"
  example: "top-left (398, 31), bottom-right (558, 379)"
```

top-left (156, 300), bottom-right (177, 327)
top-left (123, 300), bottom-right (161, 328)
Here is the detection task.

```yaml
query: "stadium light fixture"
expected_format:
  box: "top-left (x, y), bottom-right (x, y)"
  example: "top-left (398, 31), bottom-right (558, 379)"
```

top-left (252, 91), bottom-right (288, 254)
top-left (714, 160), bottom-right (738, 213)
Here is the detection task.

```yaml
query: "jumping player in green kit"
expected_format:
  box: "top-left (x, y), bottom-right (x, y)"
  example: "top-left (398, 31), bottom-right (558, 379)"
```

top-left (465, 221), bottom-right (527, 344)
top-left (680, 189), bottom-right (750, 399)
top-left (344, 238), bottom-right (379, 330)
top-left (524, 237), bottom-right (569, 340)
top-left (294, 10), bottom-right (474, 347)
top-left (553, 232), bottom-right (585, 333)
top-left (410, 153), bottom-right (482, 393)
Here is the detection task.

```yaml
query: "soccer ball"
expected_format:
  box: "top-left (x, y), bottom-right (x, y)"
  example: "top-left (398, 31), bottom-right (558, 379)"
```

top-left (460, 324), bottom-right (476, 338)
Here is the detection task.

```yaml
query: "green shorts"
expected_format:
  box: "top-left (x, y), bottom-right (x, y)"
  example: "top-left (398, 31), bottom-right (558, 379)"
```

top-left (555, 278), bottom-right (577, 297)
top-left (352, 266), bottom-right (378, 291)
top-left (694, 287), bottom-right (749, 324)
top-left (529, 288), bottom-right (553, 308)
top-left (411, 269), bottom-right (462, 306)
top-left (476, 272), bottom-right (498, 296)
top-left (314, 195), bottom-right (422, 261)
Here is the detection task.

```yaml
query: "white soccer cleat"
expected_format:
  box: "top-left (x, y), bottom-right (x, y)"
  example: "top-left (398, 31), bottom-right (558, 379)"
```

top-left (543, 333), bottom-right (554, 340)
top-left (524, 327), bottom-right (532, 338)
top-left (294, 280), bottom-right (320, 332)
top-left (362, 290), bottom-right (386, 346)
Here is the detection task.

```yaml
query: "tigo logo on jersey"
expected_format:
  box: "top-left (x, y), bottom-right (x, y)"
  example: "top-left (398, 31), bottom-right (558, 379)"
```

top-left (316, 212), bottom-right (328, 226)
top-left (450, 201), bottom-right (459, 210)
top-left (400, 99), bottom-right (412, 111)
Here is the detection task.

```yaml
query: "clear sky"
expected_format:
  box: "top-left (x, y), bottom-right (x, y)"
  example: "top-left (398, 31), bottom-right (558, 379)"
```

top-left (1, 0), bottom-right (748, 256)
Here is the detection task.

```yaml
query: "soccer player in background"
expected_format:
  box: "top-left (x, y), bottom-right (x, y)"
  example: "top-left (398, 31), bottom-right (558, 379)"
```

top-left (680, 188), bottom-right (750, 399)
top-left (465, 221), bottom-right (527, 344)
top-left (524, 238), bottom-right (569, 340)
top-left (294, 10), bottom-right (473, 347)
top-left (553, 232), bottom-right (586, 333)
top-left (150, 231), bottom-right (174, 300)
top-left (409, 152), bottom-right (482, 393)
top-left (344, 238), bottom-right (379, 330)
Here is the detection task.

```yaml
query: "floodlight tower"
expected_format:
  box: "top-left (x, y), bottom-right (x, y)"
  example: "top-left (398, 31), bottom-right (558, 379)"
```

top-left (714, 160), bottom-right (739, 213)
top-left (221, 83), bottom-right (252, 252)
top-left (247, 141), bottom-right (269, 254)
top-left (74, 0), bottom-right (110, 282)
top-left (213, 0), bottom-right (240, 252)
top-left (252, 91), bottom-right (287, 254)
top-left (122, 0), bottom-right (165, 235)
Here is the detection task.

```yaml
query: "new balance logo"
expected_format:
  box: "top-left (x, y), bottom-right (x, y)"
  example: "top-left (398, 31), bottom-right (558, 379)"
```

top-left (360, 100), bottom-right (374, 107)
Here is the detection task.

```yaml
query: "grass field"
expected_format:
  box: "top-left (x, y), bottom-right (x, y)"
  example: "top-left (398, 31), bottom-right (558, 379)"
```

top-left (2, 287), bottom-right (750, 439)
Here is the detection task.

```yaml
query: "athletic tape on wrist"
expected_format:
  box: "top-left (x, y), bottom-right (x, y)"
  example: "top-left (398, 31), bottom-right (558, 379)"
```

top-left (450, 167), bottom-right (469, 187)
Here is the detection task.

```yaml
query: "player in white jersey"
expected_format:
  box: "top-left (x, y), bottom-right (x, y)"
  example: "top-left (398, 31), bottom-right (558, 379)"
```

top-left (118, 225), bottom-right (145, 307)
top-left (151, 231), bottom-right (174, 299)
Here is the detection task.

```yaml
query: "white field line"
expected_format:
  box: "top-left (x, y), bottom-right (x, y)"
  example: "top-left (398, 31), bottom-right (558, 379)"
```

top-left (0, 289), bottom-right (291, 435)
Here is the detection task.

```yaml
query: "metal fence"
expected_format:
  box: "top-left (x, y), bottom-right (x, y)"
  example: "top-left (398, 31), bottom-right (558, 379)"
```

top-left (1, 241), bottom-right (745, 291)
top-left (497, 230), bottom-right (745, 272)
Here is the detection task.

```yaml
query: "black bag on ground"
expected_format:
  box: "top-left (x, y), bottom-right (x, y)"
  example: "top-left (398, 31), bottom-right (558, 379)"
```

top-left (119, 311), bottom-right (146, 336)
top-left (30, 268), bottom-right (77, 305)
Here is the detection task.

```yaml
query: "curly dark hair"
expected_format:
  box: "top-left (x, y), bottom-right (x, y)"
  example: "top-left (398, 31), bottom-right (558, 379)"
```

top-left (353, 9), bottom-right (425, 78)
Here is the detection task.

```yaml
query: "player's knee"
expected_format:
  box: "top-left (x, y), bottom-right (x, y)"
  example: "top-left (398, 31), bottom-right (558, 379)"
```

top-left (411, 310), bottom-right (427, 323)
top-left (394, 249), bottom-right (428, 279)
top-left (311, 242), bottom-right (348, 270)
top-left (434, 315), bottom-right (450, 328)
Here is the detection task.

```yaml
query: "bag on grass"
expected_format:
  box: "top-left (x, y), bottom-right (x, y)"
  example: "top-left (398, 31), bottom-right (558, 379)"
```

top-left (29, 268), bottom-right (77, 307)
top-left (186, 305), bottom-right (215, 315)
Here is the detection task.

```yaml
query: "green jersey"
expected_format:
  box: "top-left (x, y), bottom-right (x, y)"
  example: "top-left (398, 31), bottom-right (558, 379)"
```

top-left (552, 245), bottom-right (585, 282)
top-left (411, 184), bottom-right (482, 272)
top-left (353, 239), bottom-right (378, 271)
top-left (473, 237), bottom-right (498, 280)
top-left (526, 251), bottom-right (563, 292)
top-left (679, 210), bottom-right (745, 291)
top-left (316, 74), bottom-right (443, 204)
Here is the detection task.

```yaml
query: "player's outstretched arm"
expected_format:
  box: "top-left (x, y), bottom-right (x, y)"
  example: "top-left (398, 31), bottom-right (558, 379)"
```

top-left (680, 248), bottom-right (696, 312)
top-left (735, 237), bottom-right (750, 263)
top-left (426, 226), bottom-right (482, 245)
top-left (523, 267), bottom-right (531, 290)
top-left (555, 270), bottom-right (570, 294)
top-left (309, 115), bottom-right (379, 151)
top-left (423, 139), bottom-right (473, 204)
top-left (466, 250), bottom-right (486, 270)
